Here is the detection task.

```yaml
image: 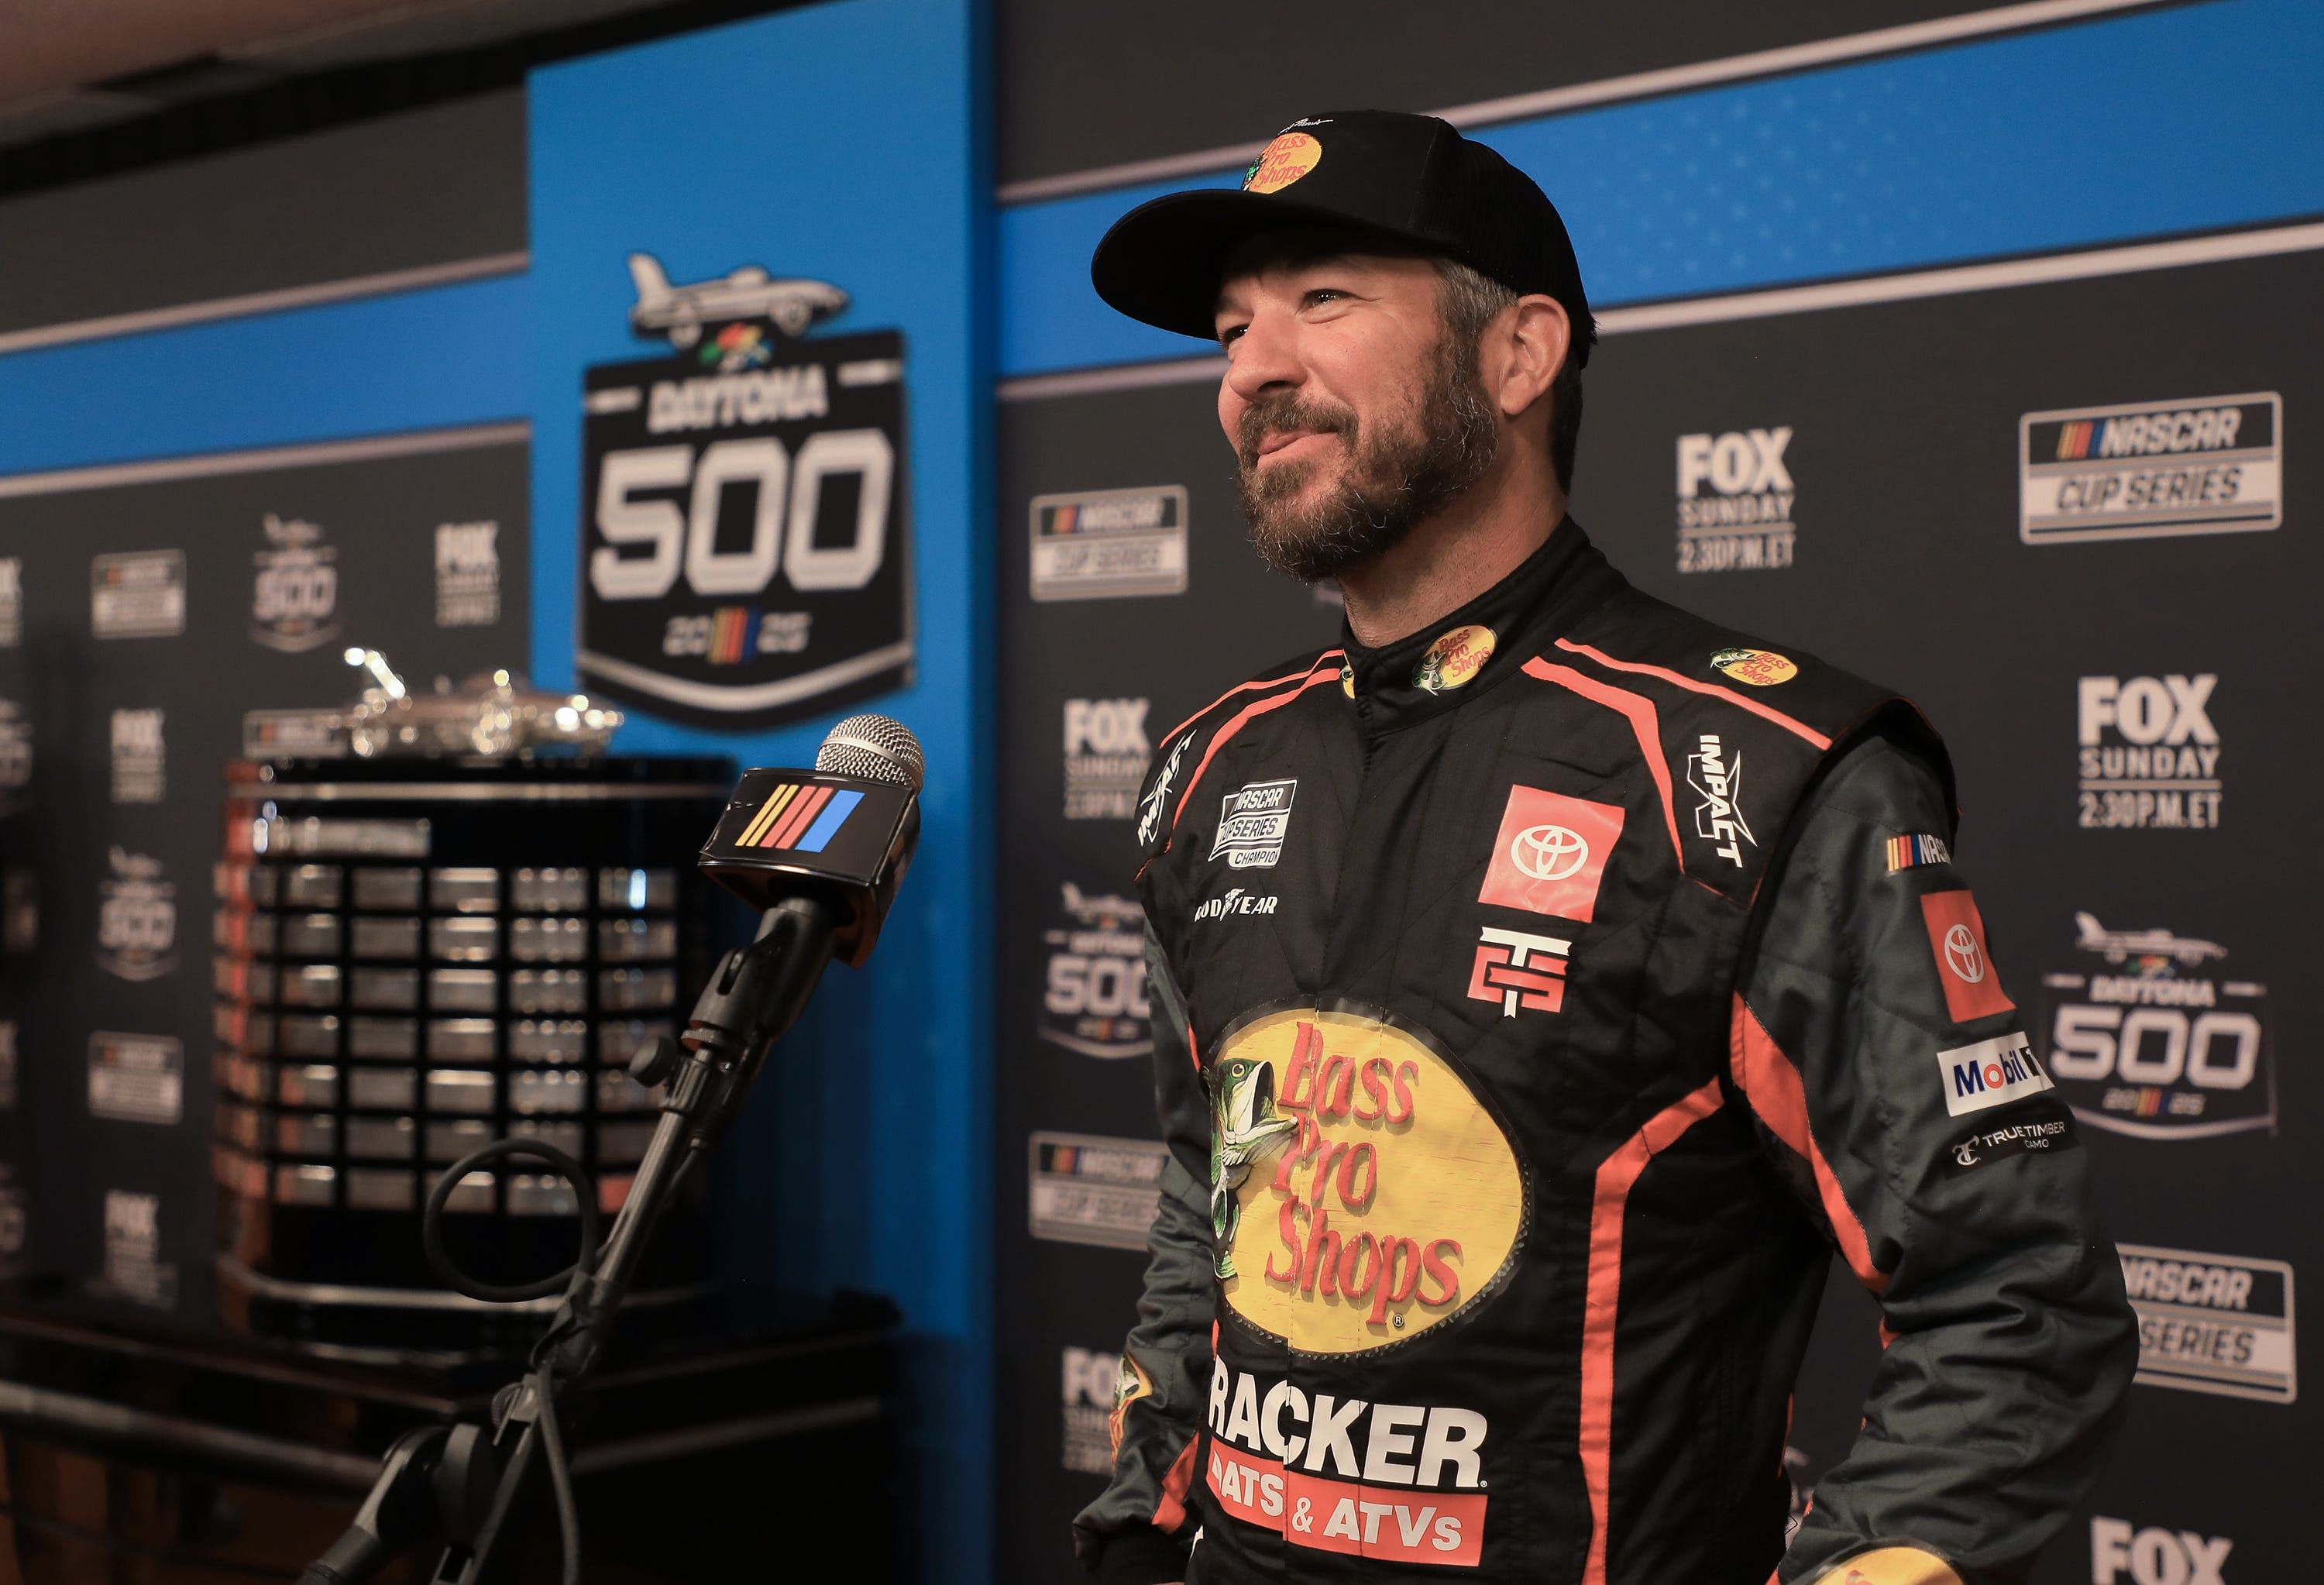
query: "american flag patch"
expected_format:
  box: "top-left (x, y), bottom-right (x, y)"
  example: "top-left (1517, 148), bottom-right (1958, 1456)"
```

top-left (1886, 833), bottom-right (1954, 873)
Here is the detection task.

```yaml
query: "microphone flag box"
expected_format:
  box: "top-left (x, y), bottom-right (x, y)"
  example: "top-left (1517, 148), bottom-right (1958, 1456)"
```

top-left (699, 768), bottom-right (918, 964)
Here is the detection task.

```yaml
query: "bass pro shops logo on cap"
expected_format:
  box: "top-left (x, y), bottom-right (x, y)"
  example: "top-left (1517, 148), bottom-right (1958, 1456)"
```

top-left (1243, 129), bottom-right (1325, 193)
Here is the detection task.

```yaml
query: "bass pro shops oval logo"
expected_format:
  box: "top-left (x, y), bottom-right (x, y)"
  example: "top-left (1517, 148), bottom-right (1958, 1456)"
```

top-left (1212, 1009), bottom-right (1524, 1356)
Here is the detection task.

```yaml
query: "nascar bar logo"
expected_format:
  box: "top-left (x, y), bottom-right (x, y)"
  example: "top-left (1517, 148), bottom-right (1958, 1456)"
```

top-left (1030, 485), bottom-right (1188, 602)
top-left (2078, 673), bottom-right (2220, 830)
top-left (1040, 883), bottom-right (1149, 1060)
top-left (1027, 1130), bottom-right (1167, 1250)
top-left (577, 253), bottom-right (911, 729)
top-left (95, 848), bottom-right (174, 982)
top-left (2040, 913), bottom-right (2269, 1139)
top-left (2021, 392), bottom-right (2281, 544)
top-left (1675, 426), bottom-right (1794, 573)
top-left (732, 780), bottom-right (863, 854)
top-left (251, 514), bottom-right (339, 652)
top-left (2119, 1243), bottom-right (2295, 1404)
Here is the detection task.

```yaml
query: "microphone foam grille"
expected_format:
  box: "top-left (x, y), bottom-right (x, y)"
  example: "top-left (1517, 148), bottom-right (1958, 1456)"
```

top-left (816, 713), bottom-right (925, 790)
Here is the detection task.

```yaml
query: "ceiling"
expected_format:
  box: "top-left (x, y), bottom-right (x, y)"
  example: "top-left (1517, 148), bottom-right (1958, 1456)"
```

top-left (0, 0), bottom-right (677, 151)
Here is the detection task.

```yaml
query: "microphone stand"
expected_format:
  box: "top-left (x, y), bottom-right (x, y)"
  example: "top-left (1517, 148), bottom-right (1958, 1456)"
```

top-left (299, 896), bottom-right (839, 1585)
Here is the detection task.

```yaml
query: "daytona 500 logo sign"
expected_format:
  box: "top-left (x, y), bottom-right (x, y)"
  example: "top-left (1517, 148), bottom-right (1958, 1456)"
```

top-left (576, 253), bottom-right (912, 728)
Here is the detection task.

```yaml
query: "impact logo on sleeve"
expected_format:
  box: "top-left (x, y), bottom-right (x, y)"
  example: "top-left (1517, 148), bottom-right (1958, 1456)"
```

top-left (1027, 1131), bottom-right (1169, 1250)
top-left (1030, 486), bottom-right (1188, 602)
top-left (1064, 698), bottom-right (1149, 820)
top-left (95, 848), bottom-right (175, 982)
top-left (1676, 427), bottom-right (1794, 573)
top-left (2040, 913), bottom-right (2270, 1140)
top-left (434, 521), bottom-right (501, 627)
top-left (91, 549), bottom-right (185, 639)
top-left (2021, 392), bottom-right (2281, 544)
top-left (1040, 883), bottom-right (1149, 1059)
top-left (1137, 730), bottom-right (1191, 848)
top-left (1478, 786), bottom-right (1624, 922)
top-left (1212, 779), bottom-right (1298, 868)
top-left (109, 709), bottom-right (163, 805)
top-left (2078, 673), bottom-right (2220, 830)
top-left (251, 514), bottom-right (339, 652)
top-left (1920, 889), bottom-right (2014, 1022)
top-left (2091, 1517), bottom-right (2234, 1585)
top-left (1686, 734), bottom-right (1752, 867)
top-left (577, 254), bottom-right (910, 728)
top-left (2118, 1243), bottom-right (2295, 1404)
top-left (1935, 1030), bottom-right (2051, 1116)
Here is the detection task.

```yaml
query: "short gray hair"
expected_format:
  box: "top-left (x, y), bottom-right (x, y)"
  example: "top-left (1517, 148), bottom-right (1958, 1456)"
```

top-left (1433, 259), bottom-right (1584, 494)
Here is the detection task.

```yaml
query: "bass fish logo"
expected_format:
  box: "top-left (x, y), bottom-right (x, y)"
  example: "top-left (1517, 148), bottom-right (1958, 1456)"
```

top-left (1213, 1009), bottom-right (1523, 1354)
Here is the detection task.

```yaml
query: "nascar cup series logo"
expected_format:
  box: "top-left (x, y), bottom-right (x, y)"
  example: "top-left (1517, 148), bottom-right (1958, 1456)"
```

top-left (2021, 391), bottom-right (2281, 545)
top-left (251, 514), bottom-right (339, 652)
top-left (2078, 672), bottom-right (2220, 830)
top-left (1212, 1009), bottom-right (1522, 1356)
top-left (95, 847), bottom-right (175, 982)
top-left (1676, 426), bottom-right (1794, 573)
top-left (577, 253), bottom-right (910, 729)
top-left (2040, 913), bottom-right (2270, 1139)
top-left (1039, 882), bottom-right (1149, 1059)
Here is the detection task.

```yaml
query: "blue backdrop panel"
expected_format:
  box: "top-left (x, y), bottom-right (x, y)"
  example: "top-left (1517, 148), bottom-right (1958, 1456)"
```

top-left (996, 0), bottom-right (2324, 378)
top-left (528, 0), bottom-right (990, 1570)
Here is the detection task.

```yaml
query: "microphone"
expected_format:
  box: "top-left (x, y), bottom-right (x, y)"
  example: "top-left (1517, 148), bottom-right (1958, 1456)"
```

top-left (696, 711), bottom-right (923, 968)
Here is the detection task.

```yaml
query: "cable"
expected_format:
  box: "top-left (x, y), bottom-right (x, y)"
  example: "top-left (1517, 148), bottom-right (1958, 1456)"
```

top-left (530, 1367), bottom-right (583, 1585)
top-left (421, 1138), bottom-right (602, 1304)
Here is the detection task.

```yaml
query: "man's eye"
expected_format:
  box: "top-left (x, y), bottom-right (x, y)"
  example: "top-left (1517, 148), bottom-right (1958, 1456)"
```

top-left (1304, 290), bottom-right (1347, 308)
top-left (1219, 324), bottom-right (1247, 347)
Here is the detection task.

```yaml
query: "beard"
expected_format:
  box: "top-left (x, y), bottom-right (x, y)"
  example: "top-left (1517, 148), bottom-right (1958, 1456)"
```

top-left (1233, 328), bottom-right (1499, 584)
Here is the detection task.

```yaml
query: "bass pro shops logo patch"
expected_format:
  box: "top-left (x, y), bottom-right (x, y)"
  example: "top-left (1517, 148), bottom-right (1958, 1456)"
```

top-left (577, 252), bottom-right (911, 729)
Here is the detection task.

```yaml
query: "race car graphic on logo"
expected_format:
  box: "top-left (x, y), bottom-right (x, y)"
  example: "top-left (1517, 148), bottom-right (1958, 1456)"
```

top-left (1039, 883), bottom-right (1149, 1059)
top-left (1478, 786), bottom-right (1623, 923)
top-left (1919, 890), bottom-right (2014, 1023)
top-left (2039, 913), bottom-right (2271, 1140)
top-left (1212, 1009), bottom-right (1523, 1356)
top-left (579, 254), bottom-right (909, 728)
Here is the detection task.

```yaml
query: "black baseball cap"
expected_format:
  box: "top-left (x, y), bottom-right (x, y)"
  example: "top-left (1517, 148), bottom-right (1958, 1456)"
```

top-left (1090, 109), bottom-right (1595, 366)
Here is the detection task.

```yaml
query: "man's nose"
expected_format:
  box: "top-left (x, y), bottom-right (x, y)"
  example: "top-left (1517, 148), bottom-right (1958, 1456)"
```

top-left (1223, 311), bottom-right (1302, 404)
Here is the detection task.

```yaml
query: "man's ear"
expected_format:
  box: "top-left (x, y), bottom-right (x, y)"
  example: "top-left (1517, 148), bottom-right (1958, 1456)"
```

top-left (1494, 294), bottom-right (1571, 421)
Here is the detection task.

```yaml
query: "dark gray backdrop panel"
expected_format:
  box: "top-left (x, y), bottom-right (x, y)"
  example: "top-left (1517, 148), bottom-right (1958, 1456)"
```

top-left (0, 437), bottom-right (529, 1301)
top-left (995, 244), bottom-right (2315, 1581)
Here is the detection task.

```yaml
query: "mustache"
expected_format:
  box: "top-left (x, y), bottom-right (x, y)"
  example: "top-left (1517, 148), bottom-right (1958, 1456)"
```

top-left (1236, 395), bottom-right (1356, 467)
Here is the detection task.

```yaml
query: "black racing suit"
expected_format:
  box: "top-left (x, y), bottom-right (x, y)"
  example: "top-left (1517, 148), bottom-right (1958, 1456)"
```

top-left (1074, 521), bottom-right (2134, 1585)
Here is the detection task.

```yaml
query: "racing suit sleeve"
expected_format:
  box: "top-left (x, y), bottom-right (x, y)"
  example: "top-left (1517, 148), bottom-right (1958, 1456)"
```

top-left (1731, 729), bottom-right (2138, 1585)
top-left (1071, 923), bottom-right (1213, 1583)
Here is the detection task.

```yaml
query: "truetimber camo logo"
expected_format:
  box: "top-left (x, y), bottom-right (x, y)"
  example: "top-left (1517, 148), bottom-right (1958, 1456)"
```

top-left (577, 252), bottom-right (911, 728)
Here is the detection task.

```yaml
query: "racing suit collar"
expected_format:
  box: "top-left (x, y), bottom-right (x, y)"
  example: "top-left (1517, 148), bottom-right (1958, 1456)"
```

top-left (1338, 514), bottom-right (1618, 735)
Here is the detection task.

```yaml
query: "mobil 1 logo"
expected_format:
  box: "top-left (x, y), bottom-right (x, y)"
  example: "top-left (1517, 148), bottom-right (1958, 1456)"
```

top-left (578, 253), bottom-right (911, 729)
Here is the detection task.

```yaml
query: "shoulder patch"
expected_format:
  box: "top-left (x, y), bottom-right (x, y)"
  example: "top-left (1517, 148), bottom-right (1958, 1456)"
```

top-left (1883, 832), bottom-right (1953, 873)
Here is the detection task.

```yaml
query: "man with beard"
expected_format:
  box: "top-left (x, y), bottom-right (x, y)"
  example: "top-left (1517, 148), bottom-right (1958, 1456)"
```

top-left (1071, 112), bottom-right (2133, 1585)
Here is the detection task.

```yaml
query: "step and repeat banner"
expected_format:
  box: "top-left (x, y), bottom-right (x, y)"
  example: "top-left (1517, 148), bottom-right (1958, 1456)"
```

top-left (0, 434), bottom-right (529, 1300)
top-left (991, 3), bottom-right (2321, 1581)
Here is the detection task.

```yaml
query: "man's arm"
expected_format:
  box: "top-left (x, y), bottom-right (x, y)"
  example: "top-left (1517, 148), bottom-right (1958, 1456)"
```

top-left (1730, 731), bottom-right (2138, 1585)
top-left (1071, 925), bottom-right (1212, 1584)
